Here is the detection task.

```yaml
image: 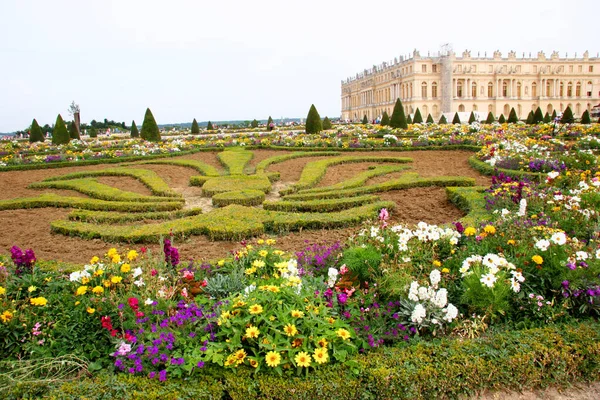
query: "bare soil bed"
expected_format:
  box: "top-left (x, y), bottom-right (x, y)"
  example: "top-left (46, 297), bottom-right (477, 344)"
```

top-left (0, 150), bottom-right (489, 265)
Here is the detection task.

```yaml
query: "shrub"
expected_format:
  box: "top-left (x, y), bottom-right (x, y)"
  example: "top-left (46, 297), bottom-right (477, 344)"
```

top-left (140, 108), bottom-right (161, 142)
top-left (212, 189), bottom-right (266, 207)
top-left (381, 111), bottom-right (390, 126)
top-left (29, 118), bottom-right (44, 143)
top-left (507, 108), bottom-right (518, 123)
top-left (191, 118), bottom-right (200, 134)
top-left (52, 114), bottom-right (70, 145)
top-left (322, 116), bottom-right (333, 130)
top-left (468, 111), bottom-right (476, 124)
top-left (485, 112), bottom-right (495, 123)
top-left (305, 105), bottom-right (323, 134)
top-left (251, 119), bottom-right (259, 128)
top-left (89, 127), bottom-right (98, 138)
top-left (438, 114), bottom-right (447, 124)
top-left (498, 114), bottom-right (506, 123)
top-left (413, 108), bottom-right (423, 124)
top-left (426, 113), bottom-right (434, 123)
top-left (267, 116), bottom-right (273, 131)
top-left (69, 120), bottom-right (80, 140)
top-left (580, 110), bottom-right (591, 124)
top-left (362, 115), bottom-right (368, 124)
top-left (130, 121), bottom-right (139, 138)
top-left (390, 99), bottom-right (408, 129)
top-left (452, 113), bottom-right (461, 124)
top-left (526, 110), bottom-right (535, 125)
top-left (534, 107), bottom-right (544, 124)
top-left (543, 112), bottom-right (551, 123)
top-left (340, 245), bottom-right (382, 284)
top-left (207, 121), bottom-right (214, 131)
top-left (406, 115), bottom-right (412, 124)
top-left (561, 106), bottom-right (574, 124)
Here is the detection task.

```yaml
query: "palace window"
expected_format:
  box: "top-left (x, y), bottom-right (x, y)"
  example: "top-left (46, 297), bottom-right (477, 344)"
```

top-left (578, 65), bottom-right (583, 72)
top-left (421, 82), bottom-right (428, 99)
top-left (567, 82), bottom-right (572, 97)
top-left (517, 82), bottom-right (522, 98)
top-left (590, 66), bottom-right (594, 72)
top-left (457, 81), bottom-right (463, 97)
top-left (472, 82), bottom-right (477, 98)
top-left (576, 82), bottom-right (581, 97)
top-left (432, 82), bottom-right (438, 98)
top-left (422, 65), bottom-right (427, 73)
top-left (459, 104), bottom-right (465, 112)
top-left (546, 81), bottom-right (551, 96)
top-left (502, 81), bottom-right (508, 97)
top-left (569, 65), bottom-right (573, 73)
top-left (432, 64), bottom-right (438, 73)
top-left (488, 82), bottom-right (493, 97)
top-left (532, 82), bottom-right (537, 98)
top-left (560, 82), bottom-right (564, 97)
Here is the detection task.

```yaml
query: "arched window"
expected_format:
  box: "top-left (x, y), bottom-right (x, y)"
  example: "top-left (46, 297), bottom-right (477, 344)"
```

top-left (502, 81), bottom-right (508, 97)
top-left (423, 105), bottom-right (428, 116)
top-left (488, 82), bottom-right (493, 98)
top-left (459, 104), bottom-right (465, 112)
top-left (457, 81), bottom-right (463, 98)
top-left (472, 82), bottom-right (477, 98)
top-left (421, 82), bottom-right (428, 99)
top-left (532, 104), bottom-right (537, 111)
top-left (517, 82), bottom-right (522, 98)
top-left (576, 82), bottom-right (581, 97)
top-left (532, 83), bottom-right (537, 98)
top-left (567, 82), bottom-right (572, 97)
top-left (432, 82), bottom-right (438, 98)
top-left (560, 82), bottom-right (564, 97)
top-left (546, 81), bottom-right (551, 97)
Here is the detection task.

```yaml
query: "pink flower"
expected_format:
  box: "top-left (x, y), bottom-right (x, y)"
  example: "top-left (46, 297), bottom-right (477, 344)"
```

top-left (339, 264), bottom-right (348, 275)
top-left (181, 288), bottom-right (188, 298)
top-left (183, 270), bottom-right (194, 281)
top-left (151, 269), bottom-right (158, 276)
top-left (379, 208), bottom-right (389, 221)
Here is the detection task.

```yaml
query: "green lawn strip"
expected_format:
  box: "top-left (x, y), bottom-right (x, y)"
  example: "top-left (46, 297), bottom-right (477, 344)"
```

top-left (42, 168), bottom-right (179, 198)
top-left (445, 186), bottom-right (490, 225)
top-left (468, 156), bottom-right (546, 182)
top-left (134, 159), bottom-right (222, 176)
top-left (212, 190), bottom-right (266, 207)
top-left (254, 151), bottom-right (341, 174)
top-left (50, 201), bottom-right (393, 242)
top-left (217, 148), bottom-right (254, 175)
top-left (280, 156), bottom-right (413, 195)
top-left (298, 164), bottom-right (413, 194)
top-left (67, 208), bottom-right (202, 223)
top-left (28, 178), bottom-right (181, 203)
top-left (201, 175), bottom-right (272, 196)
top-left (283, 173), bottom-right (476, 201)
top-left (263, 194), bottom-right (380, 212)
top-left (0, 193), bottom-right (182, 212)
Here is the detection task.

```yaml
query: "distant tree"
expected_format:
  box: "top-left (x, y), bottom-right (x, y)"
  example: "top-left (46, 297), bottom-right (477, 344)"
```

top-left (580, 110), bottom-right (591, 124)
top-left (207, 121), bottom-right (214, 131)
top-left (267, 116), bottom-right (274, 131)
top-left (89, 127), bottom-right (98, 138)
top-left (406, 115), bottom-right (413, 124)
top-left (191, 118), bottom-right (200, 134)
top-left (551, 110), bottom-right (557, 120)
top-left (390, 99), bottom-right (408, 129)
top-left (141, 108), bottom-right (161, 141)
top-left (381, 111), bottom-right (390, 126)
top-left (362, 115), bottom-right (368, 124)
top-left (52, 114), bottom-right (70, 145)
top-left (498, 114), bottom-right (507, 123)
top-left (452, 112), bottom-right (461, 124)
top-left (533, 107), bottom-right (544, 124)
top-left (426, 113), bottom-right (434, 123)
top-left (468, 111), bottom-right (476, 124)
top-left (560, 106), bottom-right (574, 124)
top-left (69, 120), bottom-right (80, 140)
top-left (438, 115), bottom-right (448, 124)
top-left (322, 116), bottom-right (333, 130)
top-left (305, 104), bottom-right (323, 134)
top-left (251, 119), bottom-right (259, 128)
top-left (130, 121), bottom-right (139, 138)
top-left (485, 112), bottom-right (495, 123)
top-left (507, 108), bottom-right (518, 123)
top-left (526, 111), bottom-right (535, 125)
top-left (29, 119), bottom-right (44, 143)
top-left (543, 112), bottom-right (551, 123)
top-left (413, 108), bottom-right (423, 124)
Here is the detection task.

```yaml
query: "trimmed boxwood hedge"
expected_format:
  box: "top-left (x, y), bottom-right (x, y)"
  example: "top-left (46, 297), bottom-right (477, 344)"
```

top-left (67, 208), bottom-right (203, 223)
top-left (468, 156), bottom-right (546, 182)
top-left (212, 189), bottom-right (266, 207)
top-left (446, 186), bottom-right (490, 225)
top-left (254, 151), bottom-right (341, 174)
top-left (201, 175), bottom-right (272, 196)
top-left (263, 194), bottom-right (380, 212)
top-left (136, 159), bottom-right (222, 176)
top-left (217, 148), bottom-right (254, 175)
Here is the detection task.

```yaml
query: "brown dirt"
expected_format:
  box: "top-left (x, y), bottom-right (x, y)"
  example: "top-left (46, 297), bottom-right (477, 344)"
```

top-left (473, 382), bottom-right (600, 400)
top-left (0, 150), bottom-right (490, 265)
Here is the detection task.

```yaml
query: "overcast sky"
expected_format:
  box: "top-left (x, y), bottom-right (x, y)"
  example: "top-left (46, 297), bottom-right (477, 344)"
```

top-left (0, 0), bottom-right (598, 132)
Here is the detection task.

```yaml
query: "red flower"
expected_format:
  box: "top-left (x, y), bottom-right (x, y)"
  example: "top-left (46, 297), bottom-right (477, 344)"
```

top-left (128, 297), bottom-right (139, 310)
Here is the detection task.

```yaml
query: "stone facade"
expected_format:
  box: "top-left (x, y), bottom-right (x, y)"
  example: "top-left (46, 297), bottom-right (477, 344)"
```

top-left (341, 50), bottom-right (600, 122)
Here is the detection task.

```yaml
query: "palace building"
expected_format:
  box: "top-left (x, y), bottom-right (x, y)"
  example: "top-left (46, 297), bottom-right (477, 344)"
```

top-left (341, 49), bottom-right (600, 122)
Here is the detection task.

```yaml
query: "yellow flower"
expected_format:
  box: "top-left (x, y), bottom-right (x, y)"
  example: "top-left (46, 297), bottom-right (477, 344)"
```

top-left (245, 267), bottom-right (257, 275)
top-left (432, 260), bottom-right (441, 267)
top-left (120, 264), bottom-right (131, 273)
top-left (92, 286), bottom-right (104, 295)
top-left (464, 227), bottom-right (476, 236)
top-left (30, 297), bottom-right (48, 306)
top-left (507, 239), bottom-right (516, 246)
top-left (249, 359), bottom-right (259, 368)
top-left (233, 300), bottom-right (247, 308)
top-left (93, 269), bottom-right (104, 277)
top-left (327, 317), bottom-right (335, 324)
top-left (441, 268), bottom-right (450, 274)
top-left (27, 285), bottom-right (37, 293)
top-left (317, 338), bottom-right (329, 348)
top-left (234, 349), bottom-right (247, 364)
top-left (287, 276), bottom-right (301, 286)
top-left (273, 250), bottom-right (284, 256)
top-left (266, 239), bottom-right (276, 245)
top-left (81, 277), bottom-right (90, 285)
top-left (257, 239), bottom-right (265, 245)
top-left (76, 286), bottom-right (88, 296)
top-left (283, 323), bottom-right (298, 337)
top-left (103, 279), bottom-right (111, 287)
top-left (252, 259), bottom-right (265, 268)
top-left (217, 259), bottom-right (225, 267)
top-left (75, 301), bottom-right (80, 306)
top-left (294, 351), bottom-right (311, 368)
top-left (1, 310), bottom-right (14, 323)
top-left (336, 328), bottom-right (351, 340)
top-left (269, 315), bottom-right (276, 321)
top-left (313, 347), bottom-right (329, 364)
top-left (245, 325), bottom-right (260, 339)
top-left (532, 255), bottom-right (544, 265)
top-left (90, 256), bottom-right (100, 264)
top-left (87, 307), bottom-right (95, 314)
top-left (112, 254), bottom-right (121, 264)
top-left (127, 250), bottom-right (138, 261)
top-left (265, 351), bottom-right (281, 367)
top-left (246, 245), bottom-right (253, 250)
top-left (291, 309), bottom-right (304, 318)
top-left (111, 276), bottom-right (123, 284)
top-left (483, 225), bottom-right (496, 235)
top-left (0, 286), bottom-right (5, 296)
top-left (258, 250), bottom-right (268, 258)
top-left (249, 304), bottom-right (263, 315)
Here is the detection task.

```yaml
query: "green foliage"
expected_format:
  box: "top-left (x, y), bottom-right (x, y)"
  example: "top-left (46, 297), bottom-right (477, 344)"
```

top-left (207, 121), bottom-right (214, 130)
top-left (68, 208), bottom-right (202, 223)
top-left (267, 116), bottom-right (273, 131)
top-left (498, 114), bottom-right (507, 123)
top-left (263, 195), bottom-right (379, 212)
top-left (191, 118), bottom-right (200, 134)
top-left (381, 111), bottom-right (390, 126)
top-left (201, 175), bottom-right (272, 196)
top-left (212, 189), bottom-right (266, 207)
top-left (204, 269), bottom-right (247, 299)
top-left (406, 115), bottom-right (412, 124)
top-left (390, 99), bottom-right (408, 129)
top-left (468, 156), bottom-right (545, 182)
top-left (445, 186), bottom-right (490, 225)
top-left (413, 108), bottom-right (423, 124)
top-left (29, 119), bottom-right (44, 143)
top-left (580, 110), bottom-right (591, 124)
top-left (362, 115), bottom-right (368, 124)
top-left (438, 114), bottom-right (447, 124)
top-left (130, 121), bottom-right (139, 138)
top-left (217, 148), bottom-right (253, 175)
top-left (139, 158), bottom-right (221, 177)
top-left (322, 116), bottom-right (333, 130)
top-left (552, 109), bottom-right (557, 120)
top-left (468, 111), bottom-right (476, 124)
top-left (52, 114), bottom-right (70, 145)
top-left (255, 151), bottom-right (340, 175)
top-left (140, 108), bottom-right (161, 142)
top-left (340, 245), bottom-right (383, 283)
top-left (251, 119), bottom-right (259, 128)
top-left (306, 105), bottom-right (323, 134)
top-left (507, 108), bottom-right (518, 123)
top-left (299, 165), bottom-right (412, 194)
top-left (533, 107), bottom-right (544, 124)
top-left (526, 110), bottom-right (535, 125)
top-left (89, 127), bottom-right (98, 138)
top-left (68, 120), bottom-right (80, 140)
top-left (485, 112), bottom-right (495, 123)
top-left (561, 106), bottom-right (574, 123)
top-left (452, 112), bottom-right (461, 124)
top-left (426, 113), bottom-right (434, 124)
top-left (544, 112), bottom-right (551, 123)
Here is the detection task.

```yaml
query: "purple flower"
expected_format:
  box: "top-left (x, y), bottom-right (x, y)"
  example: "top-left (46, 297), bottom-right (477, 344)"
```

top-left (196, 361), bottom-right (205, 368)
top-left (159, 369), bottom-right (167, 382)
top-left (148, 371), bottom-right (156, 379)
top-left (337, 293), bottom-right (348, 305)
top-left (566, 262), bottom-right (577, 270)
top-left (561, 280), bottom-right (570, 288)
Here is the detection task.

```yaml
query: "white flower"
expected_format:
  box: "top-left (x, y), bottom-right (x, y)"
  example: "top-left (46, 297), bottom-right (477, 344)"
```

top-left (480, 273), bottom-right (497, 288)
top-left (535, 239), bottom-right (550, 251)
top-left (244, 284), bottom-right (256, 295)
top-left (510, 279), bottom-right (521, 293)
top-left (408, 281), bottom-right (420, 302)
top-left (575, 251), bottom-right (589, 260)
top-left (443, 304), bottom-right (458, 322)
top-left (131, 267), bottom-right (143, 278)
top-left (116, 342), bottom-right (132, 356)
top-left (432, 288), bottom-right (448, 308)
top-left (547, 171), bottom-right (559, 180)
top-left (511, 270), bottom-right (525, 283)
top-left (327, 267), bottom-right (339, 287)
top-left (517, 199), bottom-right (527, 216)
top-left (418, 286), bottom-right (431, 301)
top-left (133, 278), bottom-right (145, 287)
top-left (410, 303), bottom-right (427, 325)
top-left (596, 248), bottom-right (600, 259)
top-left (550, 232), bottom-right (567, 246)
top-left (144, 298), bottom-right (154, 306)
top-left (429, 269), bottom-right (441, 287)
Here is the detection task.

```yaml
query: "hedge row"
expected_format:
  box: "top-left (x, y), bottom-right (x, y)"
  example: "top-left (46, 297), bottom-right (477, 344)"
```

top-left (260, 144), bottom-right (482, 153)
top-left (0, 193), bottom-right (183, 212)
top-left (254, 151), bottom-right (340, 174)
top-left (28, 322), bottom-right (600, 400)
top-left (29, 178), bottom-right (181, 203)
top-left (212, 189), bottom-right (266, 207)
top-left (468, 156), bottom-right (546, 182)
top-left (280, 156), bottom-right (413, 195)
top-left (49, 201), bottom-right (394, 242)
top-left (135, 158), bottom-right (222, 176)
top-left (67, 208), bottom-right (203, 223)
top-left (445, 186), bottom-right (490, 225)
top-left (217, 148), bottom-right (254, 175)
top-left (200, 175), bottom-right (272, 196)
top-left (43, 167), bottom-right (179, 197)
top-left (263, 194), bottom-right (380, 212)
top-left (283, 173), bottom-right (476, 201)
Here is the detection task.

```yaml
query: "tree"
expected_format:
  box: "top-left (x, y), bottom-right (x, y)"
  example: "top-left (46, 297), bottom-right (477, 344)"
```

top-left (526, 111), bottom-right (535, 125)
top-left (580, 110), bottom-right (591, 124)
top-left (438, 115), bottom-right (448, 124)
top-left (69, 120), bottom-right (80, 140)
top-left (485, 112), bottom-right (495, 123)
top-left (406, 115), bottom-right (413, 124)
top-left (29, 118), bottom-right (44, 143)
top-left (560, 106), bottom-right (574, 124)
top-left (507, 108), bottom-right (518, 123)
top-left (390, 99), bottom-right (408, 129)
top-left (362, 115), bottom-right (368, 124)
top-left (130, 121), bottom-right (139, 138)
top-left (68, 101), bottom-right (81, 137)
top-left (468, 111), bottom-right (476, 124)
top-left (551, 110), bottom-right (557, 120)
top-left (267, 116), bottom-right (274, 131)
top-left (426, 113), bottom-right (434, 123)
top-left (89, 127), bottom-right (98, 138)
top-left (141, 108), bottom-right (161, 141)
top-left (191, 118), bottom-right (200, 134)
top-left (413, 108), bottom-right (423, 124)
top-left (533, 107), bottom-right (544, 124)
top-left (251, 119), bottom-right (259, 128)
top-left (498, 114), bottom-right (506, 123)
top-left (52, 114), bottom-right (70, 145)
top-left (207, 121), bottom-right (214, 131)
top-left (305, 104), bottom-right (323, 134)
top-left (543, 112), bottom-right (551, 123)
top-left (322, 116), bottom-right (332, 130)
top-left (452, 112), bottom-right (461, 124)
top-left (381, 111), bottom-right (390, 126)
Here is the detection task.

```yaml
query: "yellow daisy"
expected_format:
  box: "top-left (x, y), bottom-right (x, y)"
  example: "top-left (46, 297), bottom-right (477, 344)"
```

top-left (265, 351), bottom-right (281, 367)
top-left (294, 351), bottom-right (311, 368)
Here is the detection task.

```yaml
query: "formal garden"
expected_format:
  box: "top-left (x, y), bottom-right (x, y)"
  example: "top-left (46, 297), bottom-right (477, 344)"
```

top-left (0, 105), bottom-right (599, 399)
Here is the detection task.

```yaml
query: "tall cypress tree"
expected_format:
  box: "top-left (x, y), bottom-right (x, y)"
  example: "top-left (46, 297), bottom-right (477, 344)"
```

top-left (526, 111), bottom-right (535, 125)
top-left (52, 114), bottom-right (70, 145)
top-left (468, 111), bottom-right (476, 124)
top-left (390, 99), bottom-right (408, 129)
top-left (438, 114), bottom-right (447, 124)
top-left (69, 120), bottom-right (80, 140)
top-left (426, 113), bottom-right (434, 123)
top-left (381, 111), bottom-right (390, 126)
top-left (507, 108), bottom-right (518, 123)
top-left (413, 108), bottom-right (423, 124)
top-left (580, 110), bottom-right (591, 124)
top-left (191, 118), bottom-right (200, 134)
top-left (498, 114), bottom-right (506, 123)
top-left (362, 115), bottom-right (368, 124)
top-left (406, 115), bottom-right (413, 124)
top-left (452, 112), bottom-right (461, 124)
top-left (130, 121), bottom-right (139, 138)
top-left (251, 119), bottom-right (259, 128)
top-left (305, 104), bottom-right (323, 134)
top-left (543, 112), bottom-right (551, 123)
top-left (141, 108), bottom-right (161, 142)
top-left (29, 118), bottom-right (44, 143)
top-left (551, 110), bottom-right (557, 120)
top-left (533, 107), bottom-right (544, 124)
top-left (322, 116), bottom-right (333, 130)
top-left (207, 121), bottom-right (214, 131)
top-left (485, 112), bottom-right (495, 123)
top-left (560, 106), bottom-right (574, 124)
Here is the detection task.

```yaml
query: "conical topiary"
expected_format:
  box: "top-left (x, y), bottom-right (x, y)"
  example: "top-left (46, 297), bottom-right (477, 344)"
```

top-left (29, 118), bottom-right (44, 143)
top-left (439, 114), bottom-right (448, 124)
top-left (207, 121), bottom-right (214, 131)
top-left (413, 108), bottom-right (423, 124)
top-left (407, 115), bottom-right (413, 124)
top-left (533, 107), bottom-right (544, 124)
top-left (526, 111), bottom-right (535, 125)
top-left (251, 119), bottom-right (259, 128)
top-left (580, 110), bottom-right (591, 124)
top-left (452, 112), bottom-right (461, 124)
top-left (498, 114), bottom-right (506, 123)
top-left (69, 120), bottom-right (80, 140)
top-left (362, 115), bottom-right (368, 124)
top-left (486, 112), bottom-right (495, 123)
top-left (130, 121), bottom-right (139, 138)
top-left (390, 99), bottom-right (408, 129)
top-left (141, 108), bottom-right (161, 142)
top-left (551, 110), bottom-right (557, 120)
top-left (543, 112), bottom-right (551, 123)
top-left (426, 113), bottom-right (434, 123)
top-left (52, 114), bottom-right (70, 145)
top-left (305, 104), bottom-right (323, 134)
top-left (322, 116), bottom-right (333, 130)
top-left (381, 111), bottom-right (390, 126)
top-left (560, 106), bottom-right (574, 124)
top-left (507, 108), bottom-right (518, 123)
top-left (89, 127), bottom-right (98, 138)
top-left (468, 111), bottom-right (476, 124)
top-left (191, 118), bottom-right (200, 134)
